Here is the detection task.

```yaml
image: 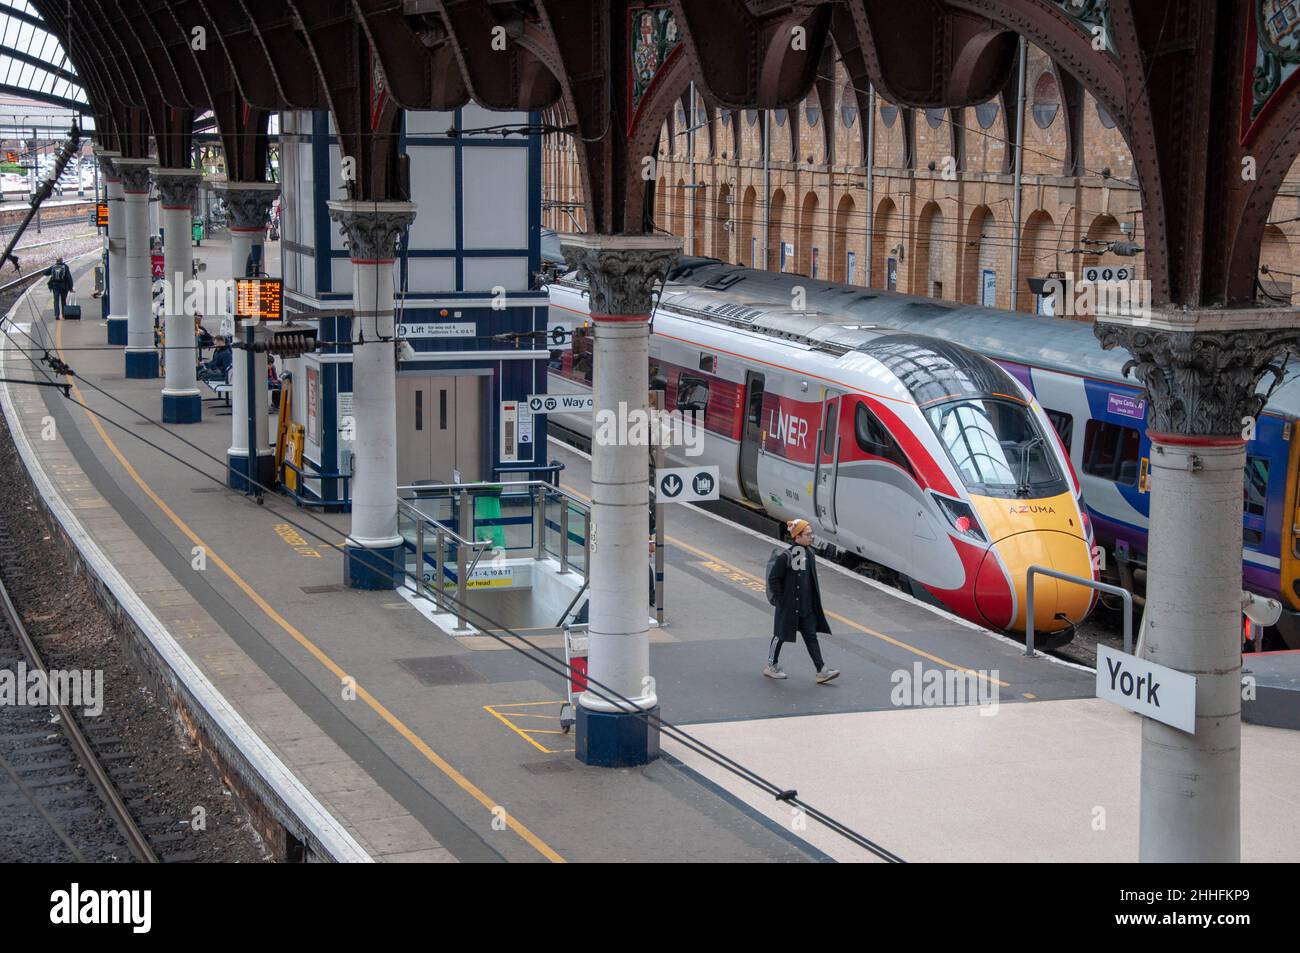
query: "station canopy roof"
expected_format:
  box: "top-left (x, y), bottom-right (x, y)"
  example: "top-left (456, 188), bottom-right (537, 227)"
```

top-left (0, 0), bottom-right (91, 132)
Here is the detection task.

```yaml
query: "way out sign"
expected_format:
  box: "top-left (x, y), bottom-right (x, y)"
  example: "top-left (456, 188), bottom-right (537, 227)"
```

top-left (655, 466), bottom-right (719, 503)
top-left (526, 394), bottom-right (594, 414)
top-left (1096, 645), bottom-right (1197, 734)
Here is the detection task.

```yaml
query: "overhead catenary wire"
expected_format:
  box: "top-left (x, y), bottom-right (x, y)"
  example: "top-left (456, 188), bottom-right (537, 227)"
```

top-left (0, 290), bottom-right (904, 862)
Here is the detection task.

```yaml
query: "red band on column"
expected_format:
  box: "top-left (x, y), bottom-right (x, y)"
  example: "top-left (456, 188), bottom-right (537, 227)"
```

top-left (349, 258), bottom-right (396, 265)
top-left (1148, 431), bottom-right (1246, 448)
top-left (160, 204), bottom-right (191, 211)
top-left (590, 313), bottom-right (651, 323)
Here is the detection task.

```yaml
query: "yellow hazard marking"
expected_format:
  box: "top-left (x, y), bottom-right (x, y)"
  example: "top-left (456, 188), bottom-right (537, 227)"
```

top-left (54, 320), bottom-right (565, 863)
top-left (484, 701), bottom-right (573, 754)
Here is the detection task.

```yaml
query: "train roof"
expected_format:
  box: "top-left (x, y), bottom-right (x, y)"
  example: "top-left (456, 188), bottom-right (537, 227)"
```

top-left (558, 277), bottom-right (1028, 408)
top-left (664, 257), bottom-right (1300, 420)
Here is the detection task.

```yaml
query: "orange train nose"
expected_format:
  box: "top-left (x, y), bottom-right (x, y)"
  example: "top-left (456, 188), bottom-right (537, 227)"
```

top-left (975, 530), bottom-right (1095, 633)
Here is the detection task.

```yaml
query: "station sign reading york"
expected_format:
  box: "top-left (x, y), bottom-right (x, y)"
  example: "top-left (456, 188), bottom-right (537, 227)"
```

top-left (655, 465), bottom-right (720, 503)
top-left (1095, 645), bottom-right (1197, 734)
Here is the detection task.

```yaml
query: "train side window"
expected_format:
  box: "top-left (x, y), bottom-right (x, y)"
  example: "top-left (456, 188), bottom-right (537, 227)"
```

top-left (1082, 419), bottom-right (1140, 485)
top-left (1045, 408), bottom-right (1073, 453)
top-left (1245, 455), bottom-right (1269, 519)
top-left (571, 327), bottom-right (593, 383)
top-left (855, 402), bottom-right (914, 476)
top-left (676, 374), bottom-right (710, 414)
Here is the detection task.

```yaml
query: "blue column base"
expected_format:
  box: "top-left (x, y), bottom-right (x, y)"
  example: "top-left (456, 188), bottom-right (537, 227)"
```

top-left (124, 349), bottom-right (159, 379)
top-left (345, 543), bottom-right (403, 590)
top-left (227, 452), bottom-right (276, 493)
top-left (106, 318), bottom-right (128, 345)
top-left (575, 703), bottom-right (660, 767)
top-left (162, 392), bottom-right (202, 424)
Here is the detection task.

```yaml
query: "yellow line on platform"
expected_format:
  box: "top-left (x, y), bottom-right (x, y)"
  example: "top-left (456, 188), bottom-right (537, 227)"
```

top-left (560, 483), bottom-right (1008, 688)
top-left (55, 320), bottom-right (566, 864)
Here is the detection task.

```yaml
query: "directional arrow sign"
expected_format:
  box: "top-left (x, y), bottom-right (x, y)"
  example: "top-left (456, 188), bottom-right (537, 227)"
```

top-left (655, 465), bottom-right (720, 504)
top-left (526, 394), bottom-right (594, 414)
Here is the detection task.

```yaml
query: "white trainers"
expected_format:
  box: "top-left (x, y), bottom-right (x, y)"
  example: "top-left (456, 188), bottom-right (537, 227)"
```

top-left (816, 668), bottom-right (841, 684)
top-left (762, 663), bottom-right (788, 679)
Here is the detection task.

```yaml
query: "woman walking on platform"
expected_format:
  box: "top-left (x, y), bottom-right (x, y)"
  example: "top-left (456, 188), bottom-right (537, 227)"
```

top-left (764, 518), bottom-right (840, 684)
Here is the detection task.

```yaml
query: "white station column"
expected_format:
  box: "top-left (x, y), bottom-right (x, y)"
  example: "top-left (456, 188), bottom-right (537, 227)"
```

top-left (214, 182), bottom-right (279, 490)
top-left (152, 168), bottom-right (204, 422)
top-left (1096, 311), bottom-right (1300, 861)
top-left (561, 234), bottom-right (681, 767)
top-left (115, 157), bottom-right (158, 379)
top-left (97, 150), bottom-right (128, 345)
top-left (327, 200), bottom-right (417, 590)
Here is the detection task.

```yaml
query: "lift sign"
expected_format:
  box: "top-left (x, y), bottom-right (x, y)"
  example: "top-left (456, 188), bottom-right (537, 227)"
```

top-left (1095, 645), bottom-right (1197, 734)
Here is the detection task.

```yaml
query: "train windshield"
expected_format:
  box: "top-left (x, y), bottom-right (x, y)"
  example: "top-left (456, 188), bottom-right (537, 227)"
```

top-left (924, 398), bottom-right (1066, 498)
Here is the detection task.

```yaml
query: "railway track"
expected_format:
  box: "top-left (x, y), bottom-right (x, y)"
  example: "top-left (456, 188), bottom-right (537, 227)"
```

top-left (0, 537), bottom-right (159, 863)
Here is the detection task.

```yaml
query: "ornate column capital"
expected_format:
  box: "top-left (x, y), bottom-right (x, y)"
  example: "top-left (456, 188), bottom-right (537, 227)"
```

top-left (95, 150), bottom-right (121, 180)
top-left (326, 199), bottom-right (417, 262)
top-left (560, 234), bottom-right (682, 317)
top-left (150, 167), bottom-right (203, 210)
top-left (214, 181), bottom-right (279, 231)
top-left (114, 157), bottom-right (155, 195)
top-left (1095, 309), bottom-right (1300, 437)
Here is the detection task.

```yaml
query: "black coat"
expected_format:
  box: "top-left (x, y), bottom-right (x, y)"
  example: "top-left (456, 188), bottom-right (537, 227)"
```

top-left (766, 544), bottom-right (831, 642)
top-left (207, 345), bottom-right (232, 375)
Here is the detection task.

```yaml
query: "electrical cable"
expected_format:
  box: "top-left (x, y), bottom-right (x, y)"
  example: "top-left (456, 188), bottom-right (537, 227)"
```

top-left (0, 286), bottom-right (904, 862)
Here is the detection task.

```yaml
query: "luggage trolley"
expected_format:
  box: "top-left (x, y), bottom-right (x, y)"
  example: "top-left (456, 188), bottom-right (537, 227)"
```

top-left (559, 623), bottom-right (589, 733)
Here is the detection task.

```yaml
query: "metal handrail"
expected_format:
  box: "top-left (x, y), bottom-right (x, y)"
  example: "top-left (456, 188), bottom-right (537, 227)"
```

top-left (398, 498), bottom-right (491, 631)
top-left (280, 458), bottom-right (351, 509)
top-left (397, 478), bottom-right (588, 509)
top-left (397, 481), bottom-right (593, 630)
top-left (1026, 565), bottom-right (1132, 659)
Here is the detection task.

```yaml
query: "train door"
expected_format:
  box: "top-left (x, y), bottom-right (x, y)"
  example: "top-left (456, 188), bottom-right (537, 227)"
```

top-left (739, 371), bottom-right (765, 503)
top-left (814, 390), bottom-right (842, 533)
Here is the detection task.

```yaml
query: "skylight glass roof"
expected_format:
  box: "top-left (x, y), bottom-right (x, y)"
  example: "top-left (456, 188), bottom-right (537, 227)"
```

top-left (0, 0), bottom-right (88, 112)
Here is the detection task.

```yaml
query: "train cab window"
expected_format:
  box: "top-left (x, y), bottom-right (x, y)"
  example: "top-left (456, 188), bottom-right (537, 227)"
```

top-left (924, 397), bottom-right (1064, 497)
top-left (676, 374), bottom-right (710, 414)
top-left (699, 353), bottom-right (717, 373)
top-left (1044, 409), bottom-right (1074, 453)
top-left (1081, 419), bottom-right (1141, 485)
top-left (855, 402), bottom-right (914, 476)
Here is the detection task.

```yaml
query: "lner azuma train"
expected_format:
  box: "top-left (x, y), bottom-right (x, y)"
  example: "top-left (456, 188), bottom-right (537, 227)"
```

top-left (568, 256), bottom-right (1300, 650)
top-left (547, 271), bottom-right (1098, 644)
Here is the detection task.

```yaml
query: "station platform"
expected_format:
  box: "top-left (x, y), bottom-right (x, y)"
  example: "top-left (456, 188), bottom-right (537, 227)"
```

top-left (3, 249), bottom-right (1298, 862)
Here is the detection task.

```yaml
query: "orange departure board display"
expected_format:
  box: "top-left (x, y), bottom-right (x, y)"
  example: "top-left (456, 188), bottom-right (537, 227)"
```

top-left (235, 277), bottom-right (283, 322)
top-left (96, 201), bottom-right (108, 227)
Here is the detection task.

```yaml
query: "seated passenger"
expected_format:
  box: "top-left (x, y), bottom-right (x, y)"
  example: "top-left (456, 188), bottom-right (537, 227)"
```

top-left (198, 335), bottom-right (232, 381)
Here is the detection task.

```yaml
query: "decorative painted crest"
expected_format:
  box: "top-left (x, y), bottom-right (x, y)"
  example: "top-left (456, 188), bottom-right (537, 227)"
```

top-left (1242, 1), bottom-right (1300, 142)
top-left (370, 48), bottom-right (388, 131)
top-left (1049, 0), bottom-right (1115, 58)
top-left (1258, 0), bottom-right (1300, 59)
top-left (626, 4), bottom-right (682, 136)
